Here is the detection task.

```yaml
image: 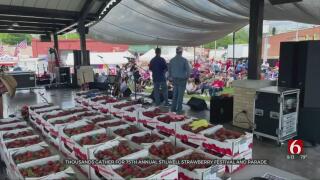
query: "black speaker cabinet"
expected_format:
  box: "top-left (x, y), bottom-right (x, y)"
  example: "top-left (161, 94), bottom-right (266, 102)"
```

top-left (187, 97), bottom-right (207, 111)
top-left (6, 71), bottom-right (36, 89)
top-left (210, 95), bottom-right (233, 124)
top-left (279, 41), bottom-right (320, 108)
top-left (298, 108), bottom-right (320, 144)
top-left (279, 41), bottom-right (320, 143)
top-left (55, 67), bottom-right (70, 84)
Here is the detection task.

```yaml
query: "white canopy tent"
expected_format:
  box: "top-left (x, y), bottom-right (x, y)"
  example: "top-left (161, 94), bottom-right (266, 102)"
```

top-left (89, 0), bottom-right (320, 46)
top-left (65, 51), bottom-right (134, 66)
top-left (139, 46), bottom-right (194, 62)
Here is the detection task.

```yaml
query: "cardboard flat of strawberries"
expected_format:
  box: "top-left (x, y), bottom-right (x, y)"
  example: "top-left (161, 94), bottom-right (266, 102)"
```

top-left (0, 107), bottom-right (88, 180)
top-left (19, 99), bottom-right (246, 180)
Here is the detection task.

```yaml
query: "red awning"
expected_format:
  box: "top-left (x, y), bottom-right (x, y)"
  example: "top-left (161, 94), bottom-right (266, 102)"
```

top-left (0, 62), bottom-right (17, 66)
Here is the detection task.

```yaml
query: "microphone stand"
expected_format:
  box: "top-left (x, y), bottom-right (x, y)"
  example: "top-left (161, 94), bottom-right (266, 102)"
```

top-left (134, 78), bottom-right (137, 100)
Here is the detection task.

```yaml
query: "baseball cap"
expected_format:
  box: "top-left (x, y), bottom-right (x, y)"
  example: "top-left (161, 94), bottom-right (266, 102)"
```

top-left (176, 46), bottom-right (183, 53)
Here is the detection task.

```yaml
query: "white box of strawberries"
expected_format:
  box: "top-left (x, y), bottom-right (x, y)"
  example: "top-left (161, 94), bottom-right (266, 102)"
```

top-left (200, 127), bottom-right (253, 157)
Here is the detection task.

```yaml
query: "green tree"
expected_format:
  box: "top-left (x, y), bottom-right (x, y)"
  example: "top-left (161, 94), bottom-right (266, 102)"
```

top-left (0, 33), bottom-right (32, 45)
top-left (59, 33), bottom-right (80, 40)
top-left (204, 29), bottom-right (249, 49)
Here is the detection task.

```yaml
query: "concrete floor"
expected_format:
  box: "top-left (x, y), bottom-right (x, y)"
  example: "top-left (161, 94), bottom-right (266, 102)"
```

top-left (2, 88), bottom-right (319, 180)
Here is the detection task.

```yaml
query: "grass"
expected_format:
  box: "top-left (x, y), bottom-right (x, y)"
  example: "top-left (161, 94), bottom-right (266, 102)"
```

top-left (143, 86), bottom-right (234, 102)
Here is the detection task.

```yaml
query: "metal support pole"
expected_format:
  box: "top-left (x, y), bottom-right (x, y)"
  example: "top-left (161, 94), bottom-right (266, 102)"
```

top-left (233, 32), bottom-right (236, 68)
top-left (53, 33), bottom-right (60, 67)
top-left (134, 80), bottom-right (137, 100)
top-left (78, 20), bottom-right (89, 66)
top-left (248, 0), bottom-right (264, 80)
top-left (193, 47), bottom-right (196, 63)
top-left (53, 33), bottom-right (59, 52)
top-left (214, 41), bottom-right (217, 58)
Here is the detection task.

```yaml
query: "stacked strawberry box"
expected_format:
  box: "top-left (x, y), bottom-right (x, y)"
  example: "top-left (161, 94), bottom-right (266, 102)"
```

top-left (200, 127), bottom-right (253, 173)
top-left (0, 116), bottom-right (76, 180)
top-left (21, 97), bottom-right (248, 179)
top-left (6, 142), bottom-right (53, 179)
top-left (101, 101), bottom-right (125, 117)
top-left (40, 108), bottom-right (94, 147)
top-left (70, 128), bottom-right (117, 175)
top-left (155, 113), bottom-right (193, 137)
top-left (108, 100), bottom-right (142, 118)
top-left (99, 149), bottom-right (178, 180)
top-left (148, 140), bottom-right (188, 160)
top-left (137, 107), bottom-right (165, 130)
top-left (29, 103), bottom-right (60, 116)
top-left (121, 105), bottom-right (142, 124)
top-left (0, 127), bottom-right (35, 143)
top-left (29, 103), bottom-right (55, 114)
top-left (42, 112), bottom-right (84, 147)
top-left (168, 149), bottom-right (225, 180)
top-left (89, 95), bottom-right (118, 113)
top-left (28, 103), bottom-right (53, 121)
top-left (175, 119), bottom-right (223, 146)
top-left (0, 121), bottom-right (32, 164)
top-left (88, 114), bottom-right (118, 124)
top-left (39, 106), bottom-right (89, 132)
top-left (29, 104), bottom-right (61, 130)
top-left (58, 120), bottom-right (100, 159)
top-left (0, 117), bottom-right (24, 126)
top-left (10, 155), bottom-right (76, 180)
top-left (1, 135), bottom-right (43, 167)
top-left (9, 142), bottom-right (52, 166)
top-left (33, 106), bottom-right (61, 116)
top-left (96, 119), bottom-right (129, 130)
top-left (125, 131), bottom-right (167, 148)
top-left (31, 109), bottom-right (63, 131)
top-left (75, 89), bottom-right (102, 105)
top-left (88, 138), bottom-right (143, 179)
top-left (0, 121), bottom-right (29, 154)
top-left (0, 121), bottom-right (28, 132)
top-left (109, 124), bottom-right (145, 138)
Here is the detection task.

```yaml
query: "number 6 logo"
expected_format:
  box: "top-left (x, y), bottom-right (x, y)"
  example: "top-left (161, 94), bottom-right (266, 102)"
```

top-left (288, 139), bottom-right (304, 155)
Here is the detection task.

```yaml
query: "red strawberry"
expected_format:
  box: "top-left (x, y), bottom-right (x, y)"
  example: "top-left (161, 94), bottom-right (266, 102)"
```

top-left (19, 161), bottom-right (66, 177)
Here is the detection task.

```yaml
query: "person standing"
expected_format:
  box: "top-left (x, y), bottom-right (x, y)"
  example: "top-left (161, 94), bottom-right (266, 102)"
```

top-left (149, 48), bottom-right (169, 106)
top-left (168, 47), bottom-right (191, 114)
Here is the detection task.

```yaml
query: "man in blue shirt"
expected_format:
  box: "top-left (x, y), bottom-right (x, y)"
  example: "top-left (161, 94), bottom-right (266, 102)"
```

top-left (169, 47), bottom-right (191, 114)
top-left (149, 48), bottom-right (169, 106)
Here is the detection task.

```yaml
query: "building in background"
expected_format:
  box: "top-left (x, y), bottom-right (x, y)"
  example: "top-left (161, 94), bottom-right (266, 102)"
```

top-left (262, 26), bottom-right (320, 59)
top-left (31, 39), bottom-right (129, 58)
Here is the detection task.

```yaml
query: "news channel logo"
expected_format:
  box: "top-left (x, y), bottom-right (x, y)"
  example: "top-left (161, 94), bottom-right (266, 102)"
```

top-left (287, 139), bottom-right (307, 160)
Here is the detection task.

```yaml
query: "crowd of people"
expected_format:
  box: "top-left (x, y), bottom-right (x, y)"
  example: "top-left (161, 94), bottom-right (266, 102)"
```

top-left (93, 47), bottom-right (279, 114)
top-left (261, 60), bottom-right (279, 80)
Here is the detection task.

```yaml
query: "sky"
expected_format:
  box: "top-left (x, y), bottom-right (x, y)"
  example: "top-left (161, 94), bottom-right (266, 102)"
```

top-left (264, 21), bottom-right (315, 34)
